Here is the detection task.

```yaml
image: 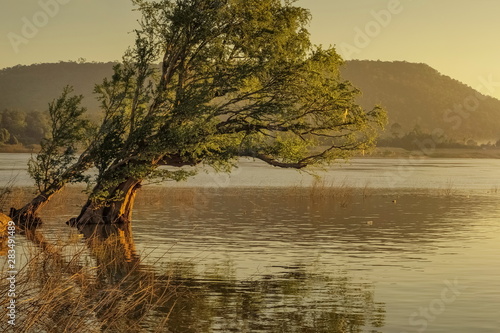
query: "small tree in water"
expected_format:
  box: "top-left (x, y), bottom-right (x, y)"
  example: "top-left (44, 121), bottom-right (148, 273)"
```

top-left (11, 87), bottom-right (93, 225)
top-left (18, 0), bottom-right (386, 225)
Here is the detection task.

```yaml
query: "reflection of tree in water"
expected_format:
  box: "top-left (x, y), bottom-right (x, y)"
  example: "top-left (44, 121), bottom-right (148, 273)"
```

top-left (2, 223), bottom-right (385, 333)
top-left (76, 224), bottom-right (176, 332)
top-left (0, 224), bottom-right (176, 333)
top-left (164, 262), bottom-right (385, 333)
top-left (74, 225), bottom-right (386, 332)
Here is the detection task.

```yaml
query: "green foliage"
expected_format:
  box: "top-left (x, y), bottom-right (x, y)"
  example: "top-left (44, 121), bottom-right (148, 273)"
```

top-left (19, 0), bottom-right (384, 211)
top-left (378, 124), bottom-right (481, 150)
top-left (28, 86), bottom-right (93, 193)
top-left (0, 109), bottom-right (49, 145)
top-left (7, 135), bottom-right (18, 145)
top-left (0, 128), bottom-right (9, 143)
top-left (76, 0), bottom-right (385, 205)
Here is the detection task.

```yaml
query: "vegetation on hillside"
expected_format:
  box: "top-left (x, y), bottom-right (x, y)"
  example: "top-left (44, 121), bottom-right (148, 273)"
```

top-left (378, 123), bottom-right (500, 150)
top-left (3, 59), bottom-right (500, 148)
top-left (342, 60), bottom-right (500, 142)
top-left (0, 109), bottom-right (48, 146)
top-left (0, 61), bottom-right (114, 113)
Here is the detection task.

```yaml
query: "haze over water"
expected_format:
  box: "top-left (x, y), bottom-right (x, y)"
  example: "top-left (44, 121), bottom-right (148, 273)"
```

top-left (2, 154), bottom-right (500, 190)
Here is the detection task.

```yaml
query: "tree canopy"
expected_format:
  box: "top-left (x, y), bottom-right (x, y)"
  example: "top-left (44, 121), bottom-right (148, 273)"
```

top-left (20, 0), bottom-right (386, 225)
top-left (0, 109), bottom-right (48, 146)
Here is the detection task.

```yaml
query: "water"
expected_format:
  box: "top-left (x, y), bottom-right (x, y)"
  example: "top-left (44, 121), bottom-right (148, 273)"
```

top-left (129, 189), bottom-right (500, 332)
top-left (2, 153), bottom-right (500, 189)
top-left (1, 153), bottom-right (500, 332)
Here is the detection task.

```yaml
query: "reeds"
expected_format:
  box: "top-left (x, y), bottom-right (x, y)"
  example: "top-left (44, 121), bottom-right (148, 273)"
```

top-left (0, 230), bottom-right (177, 333)
top-left (308, 177), bottom-right (355, 208)
top-left (0, 177), bottom-right (20, 214)
top-left (438, 179), bottom-right (455, 197)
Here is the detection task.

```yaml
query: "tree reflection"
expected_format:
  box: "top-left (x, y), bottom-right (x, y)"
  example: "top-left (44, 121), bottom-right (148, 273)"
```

top-left (3, 223), bottom-right (385, 333)
top-left (161, 263), bottom-right (386, 333)
top-left (79, 224), bottom-right (386, 332)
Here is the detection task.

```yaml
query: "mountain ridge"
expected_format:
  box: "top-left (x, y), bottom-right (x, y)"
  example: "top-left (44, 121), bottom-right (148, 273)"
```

top-left (341, 60), bottom-right (500, 142)
top-left (1, 60), bottom-right (499, 142)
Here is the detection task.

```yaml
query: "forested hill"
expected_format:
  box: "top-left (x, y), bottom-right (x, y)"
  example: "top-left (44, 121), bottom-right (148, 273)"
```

top-left (0, 62), bottom-right (114, 114)
top-left (1, 60), bottom-right (500, 145)
top-left (341, 60), bottom-right (500, 142)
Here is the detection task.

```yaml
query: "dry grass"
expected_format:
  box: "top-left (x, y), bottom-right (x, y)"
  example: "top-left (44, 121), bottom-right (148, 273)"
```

top-left (0, 186), bottom-right (89, 222)
top-left (135, 186), bottom-right (213, 220)
top-left (0, 144), bottom-right (40, 154)
top-left (438, 180), bottom-right (455, 197)
top-left (488, 185), bottom-right (499, 194)
top-left (0, 182), bottom-right (31, 215)
top-left (0, 227), bottom-right (178, 333)
top-left (362, 181), bottom-right (373, 199)
top-left (0, 178), bottom-right (16, 213)
top-left (308, 177), bottom-right (355, 208)
top-left (0, 184), bottom-right (390, 332)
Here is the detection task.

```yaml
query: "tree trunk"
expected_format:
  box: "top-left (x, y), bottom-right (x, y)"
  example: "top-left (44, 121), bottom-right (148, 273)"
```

top-left (70, 178), bottom-right (142, 226)
top-left (11, 190), bottom-right (60, 227)
top-left (11, 154), bottom-right (93, 226)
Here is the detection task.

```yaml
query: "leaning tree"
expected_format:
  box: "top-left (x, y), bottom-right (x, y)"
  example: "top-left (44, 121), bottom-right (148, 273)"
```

top-left (17, 0), bottom-right (386, 226)
top-left (10, 87), bottom-right (94, 225)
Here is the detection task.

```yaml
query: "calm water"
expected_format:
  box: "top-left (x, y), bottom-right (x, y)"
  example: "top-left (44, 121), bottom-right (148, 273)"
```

top-left (2, 153), bottom-right (500, 189)
top-left (1, 154), bottom-right (500, 332)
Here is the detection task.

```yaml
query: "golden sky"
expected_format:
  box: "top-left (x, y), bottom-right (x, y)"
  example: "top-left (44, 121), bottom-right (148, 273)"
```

top-left (2, 0), bottom-right (500, 98)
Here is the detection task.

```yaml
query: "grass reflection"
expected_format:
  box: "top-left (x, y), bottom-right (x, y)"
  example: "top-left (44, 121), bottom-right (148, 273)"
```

top-left (1, 221), bottom-right (385, 333)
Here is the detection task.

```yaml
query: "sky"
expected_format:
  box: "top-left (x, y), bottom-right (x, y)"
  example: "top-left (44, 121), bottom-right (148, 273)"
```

top-left (2, 0), bottom-right (500, 98)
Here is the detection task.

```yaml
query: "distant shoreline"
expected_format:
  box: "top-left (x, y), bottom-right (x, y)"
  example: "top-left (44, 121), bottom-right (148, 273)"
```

top-left (1, 145), bottom-right (500, 159)
top-left (0, 144), bottom-right (39, 154)
top-left (361, 147), bottom-right (500, 159)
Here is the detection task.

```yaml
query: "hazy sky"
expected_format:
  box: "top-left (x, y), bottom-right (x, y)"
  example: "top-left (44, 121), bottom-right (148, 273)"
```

top-left (2, 0), bottom-right (500, 98)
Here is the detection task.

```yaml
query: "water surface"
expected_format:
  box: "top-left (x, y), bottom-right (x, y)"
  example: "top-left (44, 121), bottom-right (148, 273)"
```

top-left (1, 154), bottom-right (500, 332)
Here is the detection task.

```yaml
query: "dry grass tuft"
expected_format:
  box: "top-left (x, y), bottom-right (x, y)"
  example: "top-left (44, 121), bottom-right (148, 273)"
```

top-left (308, 177), bottom-right (355, 208)
top-left (0, 187), bottom-right (33, 215)
top-left (0, 229), bottom-right (178, 333)
top-left (438, 180), bottom-right (455, 197)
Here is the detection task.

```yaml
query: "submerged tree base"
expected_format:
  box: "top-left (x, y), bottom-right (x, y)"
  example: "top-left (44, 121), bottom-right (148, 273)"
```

top-left (67, 180), bottom-right (141, 227)
top-left (66, 215), bottom-right (131, 227)
top-left (10, 207), bottom-right (43, 228)
top-left (5, 179), bottom-right (140, 228)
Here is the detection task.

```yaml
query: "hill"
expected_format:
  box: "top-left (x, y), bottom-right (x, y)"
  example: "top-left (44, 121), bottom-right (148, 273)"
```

top-left (1, 60), bottom-right (500, 145)
top-left (341, 60), bottom-right (500, 143)
top-left (0, 62), bottom-right (114, 113)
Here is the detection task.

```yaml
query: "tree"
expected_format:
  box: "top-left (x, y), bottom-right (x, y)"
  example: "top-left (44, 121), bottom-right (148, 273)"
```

top-left (24, 110), bottom-right (49, 145)
top-left (26, 0), bottom-right (386, 226)
top-left (390, 122), bottom-right (403, 139)
top-left (0, 109), bottom-right (49, 146)
top-left (0, 110), bottom-right (26, 138)
top-left (7, 135), bottom-right (19, 145)
top-left (11, 87), bottom-right (93, 225)
top-left (0, 128), bottom-right (10, 143)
